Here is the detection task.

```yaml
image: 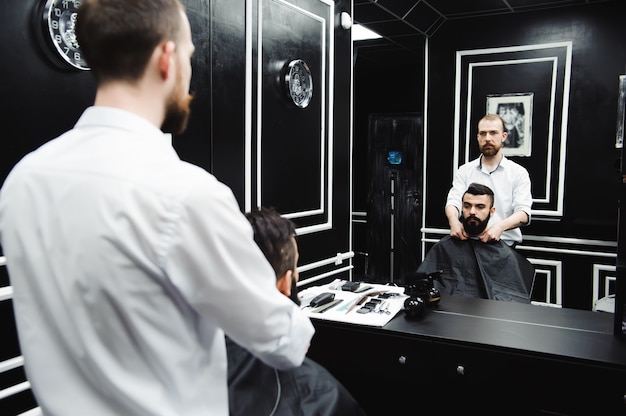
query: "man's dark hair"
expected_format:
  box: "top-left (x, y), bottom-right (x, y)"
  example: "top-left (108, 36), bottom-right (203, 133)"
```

top-left (245, 207), bottom-right (297, 280)
top-left (76, 0), bottom-right (184, 84)
top-left (464, 183), bottom-right (495, 208)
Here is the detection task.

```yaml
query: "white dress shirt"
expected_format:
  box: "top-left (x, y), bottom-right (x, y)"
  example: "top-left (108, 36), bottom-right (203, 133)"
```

top-left (0, 106), bottom-right (314, 416)
top-left (445, 155), bottom-right (532, 245)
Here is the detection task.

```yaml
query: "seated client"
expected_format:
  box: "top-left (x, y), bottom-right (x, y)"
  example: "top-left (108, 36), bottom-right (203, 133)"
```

top-left (226, 207), bottom-right (366, 415)
top-left (417, 183), bottom-right (535, 303)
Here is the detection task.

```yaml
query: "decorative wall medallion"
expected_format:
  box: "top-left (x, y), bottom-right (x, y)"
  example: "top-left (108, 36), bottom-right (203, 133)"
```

top-left (285, 59), bottom-right (313, 108)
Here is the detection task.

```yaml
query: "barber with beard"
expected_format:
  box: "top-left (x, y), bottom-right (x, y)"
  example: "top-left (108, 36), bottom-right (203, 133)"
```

top-left (418, 183), bottom-right (535, 303)
top-left (0, 1), bottom-right (314, 415)
top-left (445, 114), bottom-right (532, 247)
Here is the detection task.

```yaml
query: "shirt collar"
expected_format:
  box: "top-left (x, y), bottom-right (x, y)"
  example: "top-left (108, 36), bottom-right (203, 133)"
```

top-left (74, 106), bottom-right (173, 147)
top-left (478, 153), bottom-right (508, 172)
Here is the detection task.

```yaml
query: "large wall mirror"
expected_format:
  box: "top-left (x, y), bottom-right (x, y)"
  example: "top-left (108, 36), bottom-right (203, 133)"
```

top-left (352, 0), bottom-right (624, 313)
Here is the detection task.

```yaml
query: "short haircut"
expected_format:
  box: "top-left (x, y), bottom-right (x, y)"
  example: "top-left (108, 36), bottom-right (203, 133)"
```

top-left (479, 114), bottom-right (506, 133)
top-left (76, 0), bottom-right (185, 84)
top-left (245, 207), bottom-right (297, 280)
top-left (464, 182), bottom-right (495, 208)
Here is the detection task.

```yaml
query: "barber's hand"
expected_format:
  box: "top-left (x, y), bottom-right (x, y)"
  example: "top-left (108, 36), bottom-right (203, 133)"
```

top-left (479, 224), bottom-right (503, 243)
top-left (449, 220), bottom-right (468, 240)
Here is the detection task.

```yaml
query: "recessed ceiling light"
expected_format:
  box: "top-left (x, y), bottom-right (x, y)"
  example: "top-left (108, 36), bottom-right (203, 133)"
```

top-left (352, 24), bottom-right (382, 41)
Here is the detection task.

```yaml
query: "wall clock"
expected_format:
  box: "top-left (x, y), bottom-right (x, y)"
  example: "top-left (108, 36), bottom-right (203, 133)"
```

top-left (284, 59), bottom-right (313, 108)
top-left (41, 0), bottom-right (89, 70)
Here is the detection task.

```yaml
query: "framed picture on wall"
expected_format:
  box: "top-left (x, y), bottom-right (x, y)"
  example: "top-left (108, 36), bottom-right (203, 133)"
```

top-left (616, 75), bottom-right (625, 149)
top-left (486, 93), bottom-right (533, 157)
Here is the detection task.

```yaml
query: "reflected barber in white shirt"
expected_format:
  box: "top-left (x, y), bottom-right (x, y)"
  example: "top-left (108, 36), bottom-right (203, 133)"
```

top-left (445, 114), bottom-right (532, 246)
top-left (0, 1), bottom-right (314, 415)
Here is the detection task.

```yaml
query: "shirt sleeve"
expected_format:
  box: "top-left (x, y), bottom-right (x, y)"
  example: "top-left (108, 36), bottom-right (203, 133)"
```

top-left (445, 164), bottom-right (471, 214)
top-left (163, 174), bottom-right (314, 370)
top-left (511, 165), bottom-right (533, 225)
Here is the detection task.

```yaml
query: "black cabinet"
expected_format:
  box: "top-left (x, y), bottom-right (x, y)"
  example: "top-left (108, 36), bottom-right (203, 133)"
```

top-left (308, 322), bottom-right (432, 414)
top-left (307, 296), bottom-right (626, 415)
top-left (431, 341), bottom-right (625, 415)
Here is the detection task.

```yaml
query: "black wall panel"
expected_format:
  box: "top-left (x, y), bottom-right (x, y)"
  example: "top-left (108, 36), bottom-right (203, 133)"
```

top-left (206, 0), bottom-right (247, 201)
top-left (258, 0), bottom-right (326, 215)
top-left (173, 0), bottom-right (215, 175)
top-left (0, 2), bottom-right (94, 187)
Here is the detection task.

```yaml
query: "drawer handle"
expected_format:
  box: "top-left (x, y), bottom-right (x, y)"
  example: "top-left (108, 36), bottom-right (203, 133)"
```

top-left (456, 365), bottom-right (465, 376)
top-left (398, 355), bottom-right (407, 365)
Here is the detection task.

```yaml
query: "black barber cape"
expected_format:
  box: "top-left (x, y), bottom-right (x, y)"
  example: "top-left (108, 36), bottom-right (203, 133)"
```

top-left (226, 336), bottom-right (366, 416)
top-left (416, 236), bottom-right (535, 303)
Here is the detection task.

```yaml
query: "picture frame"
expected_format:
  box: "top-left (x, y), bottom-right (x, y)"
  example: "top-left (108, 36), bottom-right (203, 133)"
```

top-left (486, 93), bottom-right (533, 157)
top-left (616, 75), bottom-right (625, 149)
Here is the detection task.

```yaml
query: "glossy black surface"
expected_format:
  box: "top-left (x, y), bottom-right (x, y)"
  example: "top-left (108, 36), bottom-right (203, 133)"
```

top-left (308, 296), bottom-right (626, 415)
top-left (383, 295), bottom-right (626, 365)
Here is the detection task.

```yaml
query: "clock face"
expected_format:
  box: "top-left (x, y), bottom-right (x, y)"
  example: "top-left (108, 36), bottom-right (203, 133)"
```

top-left (42, 0), bottom-right (89, 70)
top-left (285, 60), bottom-right (313, 108)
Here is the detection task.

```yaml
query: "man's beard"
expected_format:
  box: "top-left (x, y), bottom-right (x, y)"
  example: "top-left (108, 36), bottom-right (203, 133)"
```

top-left (462, 214), bottom-right (489, 236)
top-left (162, 79), bottom-right (193, 135)
top-left (479, 141), bottom-right (501, 156)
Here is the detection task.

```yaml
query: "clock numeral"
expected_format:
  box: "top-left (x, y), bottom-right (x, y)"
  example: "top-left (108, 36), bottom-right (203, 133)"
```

top-left (43, 0), bottom-right (89, 70)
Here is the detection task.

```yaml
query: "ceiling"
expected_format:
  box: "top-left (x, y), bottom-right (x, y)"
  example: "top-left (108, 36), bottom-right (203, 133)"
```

top-left (353, 0), bottom-right (613, 56)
